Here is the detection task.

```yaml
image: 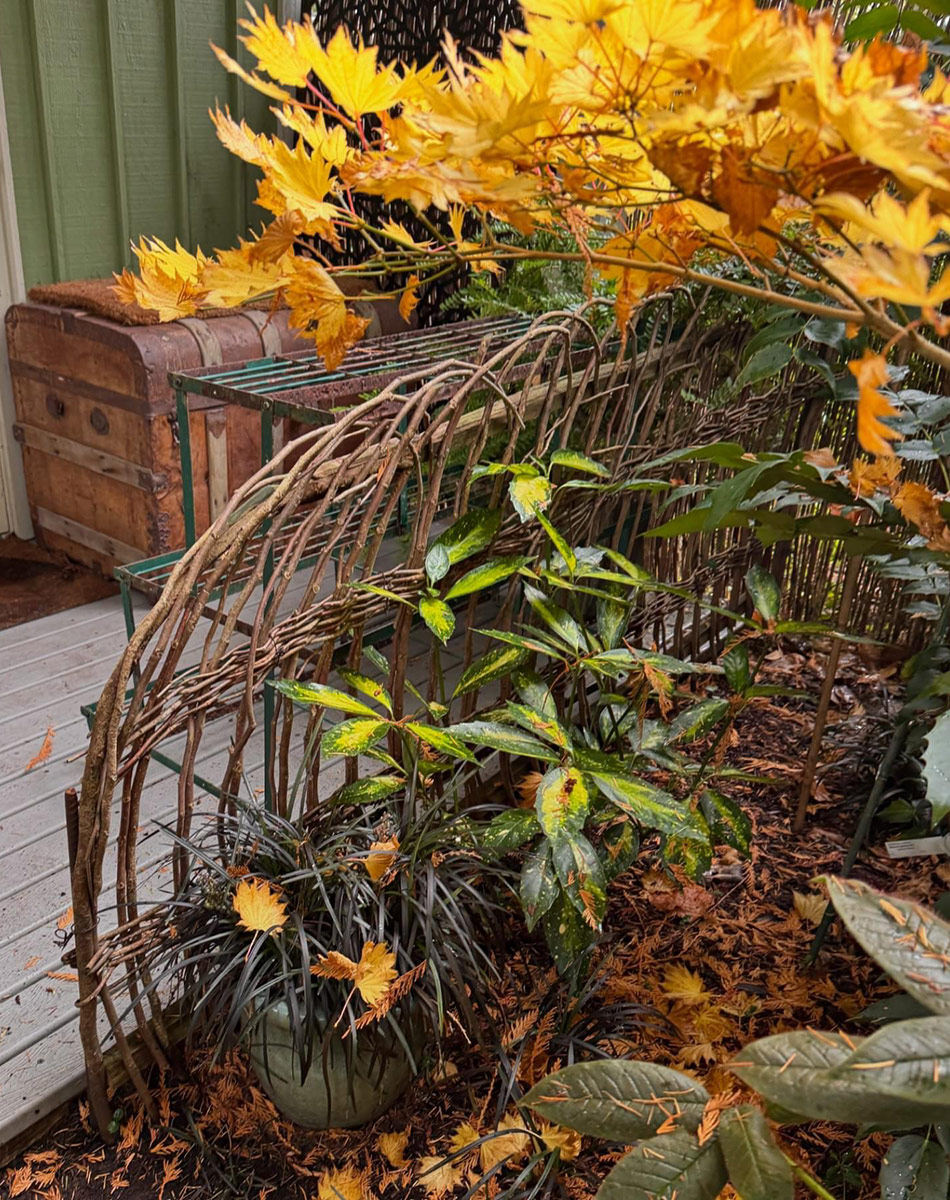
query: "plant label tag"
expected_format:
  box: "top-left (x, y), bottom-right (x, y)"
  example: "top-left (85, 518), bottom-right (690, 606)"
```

top-left (885, 835), bottom-right (950, 859)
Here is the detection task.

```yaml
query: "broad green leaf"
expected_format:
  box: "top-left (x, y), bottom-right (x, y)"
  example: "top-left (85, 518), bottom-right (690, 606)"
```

top-left (507, 701), bottom-right (572, 748)
top-left (352, 581), bottom-right (416, 607)
top-left (537, 511), bottom-right (576, 574)
top-left (597, 589), bottom-right (628, 651)
top-left (729, 1029), bottom-right (950, 1127)
top-left (699, 789), bottom-right (751, 855)
top-left (737, 342), bottom-right (793, 387)
top-left (845, 3), bottom-right (899, 39)
top-left (718, 1106), bottom-right (794, 1200)
top-left (549, 448), bottom-right (609, 476)
top-left (542, 889), bottom-right (595, 978)
top-left (480, 628), bottom-right (560, 656)
top-left (321, 718), bottom-right (390, 757)
top-left (453, 645), bottom-right (529, 698)
top-left (522, 1060), bottom-right (709, 1140)
top-left (880, 1134), bottom-right (950, 1200)
top-left (510, 473), bottom-right (553, 522)
top-left (803, 317), bottom-right (848, 351)
top-left (331, 774), bottom-right (405, 805)
top-left (669, 699), bottom-right (730, 744)
top-left (602, 547), bottom-right (654, 586)
top-left (524, 584), bottom-right (587, 652)
top-left (902, 8), bottom-right (945, 40)
top-left (521, 843), bottom-right (559, 930)
top-left (551, 832), bottom-right (607, 928)
top-left (664, 831), bottom-right (713, 881)
top-left (745, 565), bottom-right (781, 622)
top-left (405, 722), bottom-right (478, 763)
top-left (444, 556), bottom-right (530, 600)
top-left (273, 679), bottom-right (378, 717)
top-left (923, 709), bottom-right (950, 826)
top-left (704, 461), bottom-right (773, 530)
top-left (602, 817), bottom-right (638, 882)
top-left (829, 1014), bottom-right (950, 1107)
top-left (336, 668), bottom-right (393, 715)
top-left (590, 772), bottom-right (708, 841)
top-left (424, 542), bottom-right (451, 585)
top-left (597, 1129), bottom-right (728, 1200)
top-left (482, 807), bottom-right (540, 854)
top-left (721, 644), bottom-right (751, 694)
top-left (429, 507), bottom-right (501, 566)
top-left (825, 877), bottom-right (950, 1015)
top-left (511, 667), bottom-right (557, 720)
top-left (419, 595), bottom-right (455, 644)
top-left (448, 718), bottom-right (559, 761)
top-left (536, 766), bottom-right (589, 839)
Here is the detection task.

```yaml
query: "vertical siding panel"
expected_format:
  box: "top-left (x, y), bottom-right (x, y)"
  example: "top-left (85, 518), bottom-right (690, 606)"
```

top-left (100, 0), bottom-right (131, 269)
top-left (165, 0), bottom-right (193, 247)
top-left (24, 0), bottom-right (65, 279)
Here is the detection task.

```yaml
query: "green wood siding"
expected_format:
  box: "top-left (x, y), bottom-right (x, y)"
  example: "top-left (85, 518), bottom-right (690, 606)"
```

top-left (0, 0), bottom-right (270, 288)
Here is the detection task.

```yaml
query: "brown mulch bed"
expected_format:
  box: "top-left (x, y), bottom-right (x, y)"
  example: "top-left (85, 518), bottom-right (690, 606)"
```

top-left (4, 642), bottom-right (940, 1199)
top-left (0, 536), bottom-right (116, 631)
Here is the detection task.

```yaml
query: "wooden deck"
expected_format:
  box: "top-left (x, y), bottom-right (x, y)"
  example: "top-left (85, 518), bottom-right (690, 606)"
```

top-left (0, 595), bottom-right (130, 1146)
top-left (0, 566), bottom-right (474, 1149)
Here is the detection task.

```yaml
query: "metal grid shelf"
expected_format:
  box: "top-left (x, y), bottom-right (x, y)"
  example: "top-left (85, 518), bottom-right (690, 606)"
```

top-left (167, 314), bottom-right (535, 417)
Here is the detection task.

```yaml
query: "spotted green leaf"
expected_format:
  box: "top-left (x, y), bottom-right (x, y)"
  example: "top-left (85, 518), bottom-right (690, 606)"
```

top-left (590, 772), bottom-right (708, 841)
top-left (419, 595), bottom-right (455, 644)
top-left (444, 556), bottom-right (531, 601)
top-left (336, 669), bottom-right (393, 715)
top-left (429, 507), bottom-right (501, 566)
top-left (551, 832), bottom-right (607, 929)
top-left (453, 644), bottom-right (528, 698)
top-left (536, 766), bottom-right (589, 839)
top-left (506, 701), bottom-right (571, 749)
top-left (699, 789), bottom-right (751, 855)
top-left (549, 449), bottom-right (609, 477)
top-left (482, 807), bottom-right (540, 854)
top-left (447, 719), bottom-right (559, 762)
top-left (718, 1106), bottom-right (794, 1200)
top-left (521, 843), bottom-right (559, 931)
top-left (510, 473), bottom-right (553, 523)
top-left (273, 679), bottom-right (378, 717)
top-left (331, 774), bottom-right (406, 805)
top-left (321, 718), bottom-right (390, 757)
top-left (537, 512), bottom-right (576, 574)
top-left (406, 722), bottom-right (478, 763)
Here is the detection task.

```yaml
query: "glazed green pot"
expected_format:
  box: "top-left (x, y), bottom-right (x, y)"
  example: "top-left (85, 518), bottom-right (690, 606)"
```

top-left (246, 1002), bottom-right (419, 1129)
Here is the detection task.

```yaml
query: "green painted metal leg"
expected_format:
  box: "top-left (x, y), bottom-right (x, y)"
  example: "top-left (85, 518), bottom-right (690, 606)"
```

top-left (261, 403), bottom-right (276, 812)
top-left (177, 388), bottom-right (196, 547)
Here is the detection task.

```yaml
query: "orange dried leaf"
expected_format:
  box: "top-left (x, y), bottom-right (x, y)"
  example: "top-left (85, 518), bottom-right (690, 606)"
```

top-left (25, 725), bottom-right (55, 772)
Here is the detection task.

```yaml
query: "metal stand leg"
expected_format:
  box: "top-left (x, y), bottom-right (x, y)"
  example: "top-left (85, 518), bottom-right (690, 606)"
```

top-left (177, 388), bottom-right (196, 547)
top-left (260, 402), bottom-right (276, 812)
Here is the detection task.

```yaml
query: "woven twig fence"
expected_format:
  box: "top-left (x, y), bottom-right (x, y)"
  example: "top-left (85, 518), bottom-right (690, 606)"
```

top-left (69, 302), bottom-right (918, 1131)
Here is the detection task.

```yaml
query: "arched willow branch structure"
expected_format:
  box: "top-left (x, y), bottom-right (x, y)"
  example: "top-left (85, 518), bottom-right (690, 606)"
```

top-left (68, 304), bottom-right (871, 1133)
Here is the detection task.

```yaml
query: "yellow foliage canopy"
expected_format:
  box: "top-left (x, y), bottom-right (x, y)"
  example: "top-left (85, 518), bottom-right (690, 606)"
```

top-left (118, 1), bottom-right (950, 451)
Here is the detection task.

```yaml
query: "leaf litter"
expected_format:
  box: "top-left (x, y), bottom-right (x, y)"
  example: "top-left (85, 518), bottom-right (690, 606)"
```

top-left (3, 644), bottom-right (940, 1199)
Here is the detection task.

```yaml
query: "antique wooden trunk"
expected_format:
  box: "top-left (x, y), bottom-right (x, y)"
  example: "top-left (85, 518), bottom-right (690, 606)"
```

top-left (5, 304), bottom-right (310, 575)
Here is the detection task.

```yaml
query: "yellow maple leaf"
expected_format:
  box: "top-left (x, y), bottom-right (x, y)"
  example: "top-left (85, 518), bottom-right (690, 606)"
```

top-left (377, 1128), bottom-right (410, 1169)
top-left (365, 835), bottom-right (400, 883)
top-left (232, 878), bottom-right (289, 933)
top-left (416, 1155), bottom-right (465, 1196)
top-left (210, 42), bottom-right (293, 102)
top-left (660, 965), bottom-right (712, 1005)
top-left (201, 243), bottom-right (292, 306)
top-left (793, 891), bottom-right (826, 925)
top-left (311, 940), bottom-right (397, 1006)
top-left (248, 211), bottom-right (306, 264)
top-left (448, 1121), bottom-right (480, 1159)
top-left (238, 5), bottom-right (313, 87)
top-left (274, 105), bottom-right (350, 167)
top-left (894, 481), bottom-right (950, 549)
top-left (849, 455), bottom-right (901, 498)
top-left (398, 276), bottom-right (420, 324)
top-left (210, 106), bottom-right (269, 166)
top-left (285, 258), bottom-right (369, 369)
top-left (539, 1121), bottom-right (582, 1160)
top-left (306, 27), bottom-right (402, 117)
top-left (316, 1166), bottom-right (365, 1200)
top-left (849, 351), bottom-right (903, 458)
top-left (479, 1112), bottom-right (530, 1173)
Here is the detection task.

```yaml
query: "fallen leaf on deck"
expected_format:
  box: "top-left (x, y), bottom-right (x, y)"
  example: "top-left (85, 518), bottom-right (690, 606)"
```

top-left (24, 725), bottom-right (55, 771)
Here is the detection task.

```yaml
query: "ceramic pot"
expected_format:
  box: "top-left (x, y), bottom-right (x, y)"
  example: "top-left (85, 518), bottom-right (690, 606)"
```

top-left (246, 1002), bottom-right (418, 1129)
